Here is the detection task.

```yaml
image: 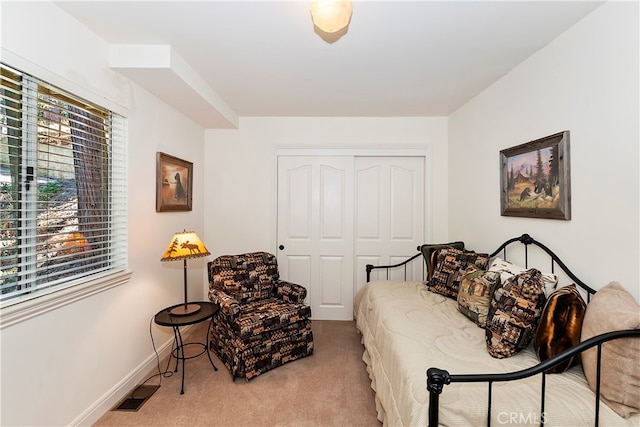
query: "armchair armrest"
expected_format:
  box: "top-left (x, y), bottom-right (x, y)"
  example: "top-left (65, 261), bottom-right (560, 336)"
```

top-left (208, 288), bottom-right (241, 320)
top-left (275, 280), bottom-right (307, 304)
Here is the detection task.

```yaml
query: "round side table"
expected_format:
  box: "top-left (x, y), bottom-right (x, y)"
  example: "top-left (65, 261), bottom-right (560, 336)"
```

top-left (154, 301), bottom-right (219, 394)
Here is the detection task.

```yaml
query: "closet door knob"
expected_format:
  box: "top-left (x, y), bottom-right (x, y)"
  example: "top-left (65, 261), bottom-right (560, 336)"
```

top-left (279, 245), bottom-right (285, 250)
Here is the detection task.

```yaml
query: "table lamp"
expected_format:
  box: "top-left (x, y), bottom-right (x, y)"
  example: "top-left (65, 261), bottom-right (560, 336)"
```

top-left (160, 230), bottom-right (211, 315)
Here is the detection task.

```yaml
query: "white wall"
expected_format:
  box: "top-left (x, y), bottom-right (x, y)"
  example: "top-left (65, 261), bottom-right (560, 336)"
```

top-left (203, 116), bottom-right (449, 260)
top-left (1, 2), bottom-right (207, 426)
top-left (448, 2), bottom-right (639, 300)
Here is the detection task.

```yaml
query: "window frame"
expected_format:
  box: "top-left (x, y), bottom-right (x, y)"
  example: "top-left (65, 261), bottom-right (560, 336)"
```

top-left (0, 55), bottom-right (130, 328)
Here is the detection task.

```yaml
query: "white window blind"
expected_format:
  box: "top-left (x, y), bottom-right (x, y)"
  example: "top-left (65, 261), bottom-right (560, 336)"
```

top-left (0, 63), bottom-right (128, 307)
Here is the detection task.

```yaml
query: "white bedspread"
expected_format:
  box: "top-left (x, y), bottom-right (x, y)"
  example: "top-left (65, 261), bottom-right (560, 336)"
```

top-left (355, 280), bottom-right (639, 427)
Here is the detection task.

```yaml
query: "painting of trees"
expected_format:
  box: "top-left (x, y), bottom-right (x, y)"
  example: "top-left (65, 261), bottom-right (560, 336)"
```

top-left (500, 131), bottom-right (571, 220)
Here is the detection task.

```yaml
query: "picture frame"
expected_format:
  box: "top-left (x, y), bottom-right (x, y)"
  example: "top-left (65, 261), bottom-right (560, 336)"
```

top-left (156, 152), bottom-right (193, 212)
top-left (500, 131), bottom-right (571, 220)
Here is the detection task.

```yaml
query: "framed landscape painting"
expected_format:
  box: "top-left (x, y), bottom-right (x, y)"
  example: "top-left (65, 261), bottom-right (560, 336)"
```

top-left (500, 131), bottom-right (571, 220)
top-left (156, 152), bottom-right (193, 212)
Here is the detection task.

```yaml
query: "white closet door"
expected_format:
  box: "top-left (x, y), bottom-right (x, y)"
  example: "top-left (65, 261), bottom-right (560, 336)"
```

top-left (277, 154), bottom-right (425, 320)
top-left (277, 156), bottom-right (354, 320)
top-left (354, 157), bottom-right (425, 294)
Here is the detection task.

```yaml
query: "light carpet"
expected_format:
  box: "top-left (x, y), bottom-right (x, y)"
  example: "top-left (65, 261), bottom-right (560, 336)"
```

top-left (93, 320), bottom-right (381, 427)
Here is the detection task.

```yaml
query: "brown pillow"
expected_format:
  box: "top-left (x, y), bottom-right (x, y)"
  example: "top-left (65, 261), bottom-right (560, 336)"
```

top-left (485, 269), bottom-right (546, 358)
top-left (430, 248), bottom-right (490, 299)
top-left (533, 284), bottom-right (586, 373)
top-left (581, 281), bottom-right (640, 418)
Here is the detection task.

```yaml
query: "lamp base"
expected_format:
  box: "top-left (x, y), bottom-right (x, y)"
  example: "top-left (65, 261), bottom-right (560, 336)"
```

top-left (170, 303), bottom-right (201, 316)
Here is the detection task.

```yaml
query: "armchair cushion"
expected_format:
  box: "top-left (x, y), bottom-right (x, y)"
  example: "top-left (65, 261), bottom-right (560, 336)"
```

top-left (235, 297), bottom-right (312, 339)
top-left (208, 252), bottom-right (279, 303)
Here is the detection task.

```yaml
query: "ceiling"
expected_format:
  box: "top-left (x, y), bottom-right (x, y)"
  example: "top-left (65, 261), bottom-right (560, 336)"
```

top-left (55, 1), bottom-right (603, 128)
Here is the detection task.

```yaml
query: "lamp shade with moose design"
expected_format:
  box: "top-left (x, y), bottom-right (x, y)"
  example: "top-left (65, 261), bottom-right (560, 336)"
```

top-left (160, 230), bottom-right (211, 315)
top-left (161, 230), bottom-right (210, 262)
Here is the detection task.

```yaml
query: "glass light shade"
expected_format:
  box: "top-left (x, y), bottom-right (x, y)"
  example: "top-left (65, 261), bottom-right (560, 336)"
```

top-left (160, 230), bottom-right (210, 262)
top-left (310, 0), bottom-right (353, 34)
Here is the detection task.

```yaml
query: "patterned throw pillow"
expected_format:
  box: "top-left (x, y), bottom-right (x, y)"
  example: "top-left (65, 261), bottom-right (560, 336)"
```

top-left (457, 265), bottom-right (501, 328)
top-left (485, 269), bottom-right (547, 358)
top-left (489, 257), bottom-right (558, 297)
top-left (430, 248), bottom-right (490, 299)
top-left (533, 284), bottom-right (586, 373)
top-left (420, 242), bottom-right (465, 284)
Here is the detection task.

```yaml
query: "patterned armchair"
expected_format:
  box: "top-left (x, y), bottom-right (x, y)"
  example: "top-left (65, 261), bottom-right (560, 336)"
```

top-left (207, 252), bottom-right (314, 380)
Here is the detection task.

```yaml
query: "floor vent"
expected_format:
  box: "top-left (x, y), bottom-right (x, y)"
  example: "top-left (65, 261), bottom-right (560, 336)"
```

top-left (113, 385), bottom-right (160, 412)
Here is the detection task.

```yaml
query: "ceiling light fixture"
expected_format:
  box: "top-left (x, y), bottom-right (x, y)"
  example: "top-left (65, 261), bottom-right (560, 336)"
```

top-left (310, 0), bottom-right (353, 34)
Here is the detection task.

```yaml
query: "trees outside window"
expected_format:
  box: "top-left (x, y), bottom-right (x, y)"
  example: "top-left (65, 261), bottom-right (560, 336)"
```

top-left (0, 64), bottom-right (127, 307)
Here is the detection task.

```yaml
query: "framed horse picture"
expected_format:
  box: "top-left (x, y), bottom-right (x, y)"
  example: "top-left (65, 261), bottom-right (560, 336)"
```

top-left (500, 131), bottom-right (571, 220)
top-left (156, 152), bottom-right (193, 212)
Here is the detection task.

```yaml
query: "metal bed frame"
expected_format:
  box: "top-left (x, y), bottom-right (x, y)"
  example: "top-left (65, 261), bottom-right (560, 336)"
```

top-left (364, 233), bottom-right (640, 427)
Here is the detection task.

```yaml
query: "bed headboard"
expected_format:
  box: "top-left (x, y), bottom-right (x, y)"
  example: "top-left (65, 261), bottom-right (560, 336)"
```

top-left (365, 233), bottom-right (597, 301)
top-left (489, 233), bottom-right (597, 300)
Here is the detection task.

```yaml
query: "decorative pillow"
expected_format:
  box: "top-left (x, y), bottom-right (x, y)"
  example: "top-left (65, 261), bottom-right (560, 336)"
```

top-left (485, 269), bottom-right (547, 358)
top-left (430, 248), bottom-right (490, 299)
top-left (420, 241), bottom-right (464, 283)
top-left (581, 281), bottom-right (640, 418)
top-left (533, 284), bottom-right (586, 373)
top-left (457, 265), bottom-right (501, 328)
top-left (489, 257), bottom-right (559, 297)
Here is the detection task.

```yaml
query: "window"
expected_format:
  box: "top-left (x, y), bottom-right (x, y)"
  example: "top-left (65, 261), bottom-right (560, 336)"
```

top-left (0, 63), bottom-right (128, 312)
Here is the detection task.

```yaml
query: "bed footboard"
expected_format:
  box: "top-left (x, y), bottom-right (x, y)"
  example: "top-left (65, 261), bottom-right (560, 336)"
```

top-left (427, 329), bottom-right (640, 427)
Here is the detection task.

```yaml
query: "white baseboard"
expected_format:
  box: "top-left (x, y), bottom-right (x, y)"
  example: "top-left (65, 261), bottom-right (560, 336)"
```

top-left (71, 324), bottom-right (195, 426)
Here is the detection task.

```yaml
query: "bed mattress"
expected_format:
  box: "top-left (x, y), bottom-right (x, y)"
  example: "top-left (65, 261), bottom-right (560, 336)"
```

top-left (355, 280), bottom-right (638, 427)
